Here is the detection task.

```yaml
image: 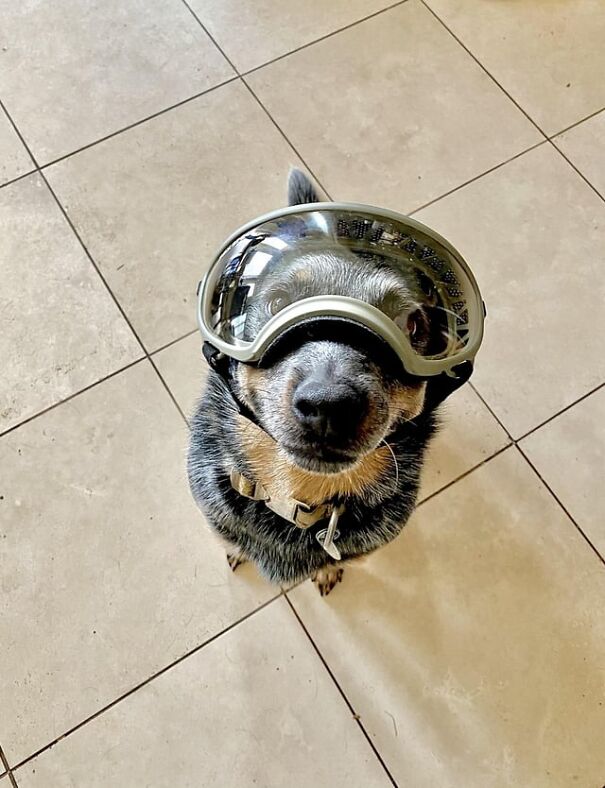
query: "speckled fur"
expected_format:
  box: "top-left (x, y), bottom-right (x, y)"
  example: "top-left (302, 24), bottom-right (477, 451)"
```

top-left (188, 362), bottom-right (438, 587)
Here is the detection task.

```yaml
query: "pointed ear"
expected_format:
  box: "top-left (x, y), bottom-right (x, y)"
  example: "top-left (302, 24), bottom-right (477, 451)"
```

top-left (287, 168), bottom-right (321, 206)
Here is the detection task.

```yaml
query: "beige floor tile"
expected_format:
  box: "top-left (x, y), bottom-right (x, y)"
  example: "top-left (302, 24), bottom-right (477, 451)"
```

top-left (420, 385), bottom-right (509, 501)
top-left (15, 599), bottom-right (391, 788)
top-left (0, 0), bottom-right (233, 164)
top-left (521, 386), bottom-right (605, 557)
top-left (0, 174), bottom-right (141, 433)
top-left (0, 362), bottom-right (275, 764)
top-left (290, 448), bottom-right (605, 787)
top-left (425, 0), bottom-right (605, 136)
top-left (0, 107), bottom-right (33, 186)
top-left (152, 333), bottom-right (207, 420)
top-left (46, 82), bottom-right (305, 352)
top-left (555, 109), bottom-right (605, 197)
top-left (248, 0), bottom-right (541, 214)
top-left (417, 144), bottom-right (605, 438)
top-left (190, 0), bottom-right (394, 73)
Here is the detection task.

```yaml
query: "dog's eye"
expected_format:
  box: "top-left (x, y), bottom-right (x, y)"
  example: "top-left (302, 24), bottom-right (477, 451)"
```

top-left (408, 313), bottom-right (418, 338)
top-left (404, 309), bottom-right (429, 347)
top-left (269, 291), bottom-right (291, 315)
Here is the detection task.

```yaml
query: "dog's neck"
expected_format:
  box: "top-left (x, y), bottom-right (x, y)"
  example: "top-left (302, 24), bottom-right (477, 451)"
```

top-left (235, 414), bottom-right (393, 507)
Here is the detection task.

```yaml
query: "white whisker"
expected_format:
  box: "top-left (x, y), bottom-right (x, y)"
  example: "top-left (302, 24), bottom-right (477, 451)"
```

top-left (381, 438), bottom-right (399, 487)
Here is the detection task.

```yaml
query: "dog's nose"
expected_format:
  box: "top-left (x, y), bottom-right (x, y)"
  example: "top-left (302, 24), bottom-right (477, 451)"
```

top-left (292, 381), bottom-right (367, 442)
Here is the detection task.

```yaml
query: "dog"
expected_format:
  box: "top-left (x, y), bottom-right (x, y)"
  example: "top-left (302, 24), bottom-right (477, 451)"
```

top-left (187, 170), bottom-right (442, 596)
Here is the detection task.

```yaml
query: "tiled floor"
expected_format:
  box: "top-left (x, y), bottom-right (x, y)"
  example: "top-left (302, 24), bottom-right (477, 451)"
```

top-left (1, 1), bottom-right (604, 786)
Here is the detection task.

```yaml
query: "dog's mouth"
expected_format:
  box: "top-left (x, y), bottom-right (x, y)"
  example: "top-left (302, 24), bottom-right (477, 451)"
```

top-left (281, 443), bottom-right (360, 475)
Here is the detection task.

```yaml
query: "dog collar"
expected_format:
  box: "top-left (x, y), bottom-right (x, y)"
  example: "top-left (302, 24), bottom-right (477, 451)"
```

top-left (229, 469), bottom-right (344, 559)
top-left (230, 468), bottom-right (335, 529)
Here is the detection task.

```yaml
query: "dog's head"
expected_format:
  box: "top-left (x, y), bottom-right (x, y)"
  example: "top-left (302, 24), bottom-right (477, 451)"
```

top-left (232, 172), bottom-right (432, 475)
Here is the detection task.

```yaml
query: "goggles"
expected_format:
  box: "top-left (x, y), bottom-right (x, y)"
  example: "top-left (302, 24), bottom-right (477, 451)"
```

top-left (197, 203), bottom-right (485, 380)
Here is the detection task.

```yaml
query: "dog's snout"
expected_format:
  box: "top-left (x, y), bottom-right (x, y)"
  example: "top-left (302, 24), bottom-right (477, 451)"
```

top-left (292, 380), bottom-right (367, 442)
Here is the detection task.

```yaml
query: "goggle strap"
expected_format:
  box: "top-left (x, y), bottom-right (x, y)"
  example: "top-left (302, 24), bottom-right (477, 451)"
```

top-left (424, 361), bottom-right (474, 411)
top-left (202, 342), bottom-right (264, 429)
top-left (202, 343), bottom-right (474, 443)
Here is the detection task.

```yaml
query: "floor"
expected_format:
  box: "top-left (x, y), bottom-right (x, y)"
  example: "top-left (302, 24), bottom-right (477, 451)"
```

top-left (1, 1), bottom-right (604, 786)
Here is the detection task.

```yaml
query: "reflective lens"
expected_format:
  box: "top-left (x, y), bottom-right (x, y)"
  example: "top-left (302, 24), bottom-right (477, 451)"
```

top-left (200, 204), bottom-right (484, 376)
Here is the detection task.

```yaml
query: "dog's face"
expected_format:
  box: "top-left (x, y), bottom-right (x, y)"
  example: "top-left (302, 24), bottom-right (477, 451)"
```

top-left (235, 250), bottom-right (432, 474)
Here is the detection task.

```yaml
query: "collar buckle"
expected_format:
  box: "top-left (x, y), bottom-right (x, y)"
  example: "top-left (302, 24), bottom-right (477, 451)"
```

top-left (230, 469), bottom-right (334, 530)
top-left (265, 497), bottom-right (330, 530)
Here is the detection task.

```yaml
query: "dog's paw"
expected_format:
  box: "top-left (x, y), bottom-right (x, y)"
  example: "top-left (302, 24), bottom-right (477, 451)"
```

top-left (226, 550), bottom-right (247, 572)
top-left (311, 566), bottom-right (344, 597)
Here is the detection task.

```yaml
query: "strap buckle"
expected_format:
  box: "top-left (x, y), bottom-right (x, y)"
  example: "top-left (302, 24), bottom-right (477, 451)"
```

top-left (229, 469), bottom-right (269, 502)
top-left (265, 497), bottom-right (330, 530)
top-left (230, 469), bottom-right (333, 529)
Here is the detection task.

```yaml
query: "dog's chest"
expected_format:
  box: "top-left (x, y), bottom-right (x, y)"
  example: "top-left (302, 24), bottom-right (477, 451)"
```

top-left (235, 414), bottom-right (391, 507)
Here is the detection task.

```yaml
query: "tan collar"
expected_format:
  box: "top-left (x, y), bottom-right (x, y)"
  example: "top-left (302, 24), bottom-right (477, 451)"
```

top-left (230, 469), bottom-right (344, 559)
top-left (230, 468), bottom-right (335, 530)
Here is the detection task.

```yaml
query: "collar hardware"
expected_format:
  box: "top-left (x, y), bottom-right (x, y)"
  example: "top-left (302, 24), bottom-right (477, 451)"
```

top-left (230, 468), bottom-right (337, 531)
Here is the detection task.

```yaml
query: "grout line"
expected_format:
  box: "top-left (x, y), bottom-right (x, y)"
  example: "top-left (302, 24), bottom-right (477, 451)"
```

top-left (179, 0), bottom-right (333, 201)
top-left (0, 99), bottom-right (40, 168)
top-left (179, 0), bottom-right (242, 73)
top-left (516, 382), bottom-right (605, 443)
top-left (468, 382), bottom-right (514, 442)
top-left (548, 137), bottom-right (605, 203)
top-left (417, 443), bottom-right (512, 507)
top-left (1, 95), bottom-right (199, 446)
top-left (38, 78), bottom-right (238, 171)
top-left (40, 164), bottom-right (192, 430)
top-left (148, 355), bottom-right (189, 426)
top-left (464, 383), bottom-right (605, 565)
top-left (284, 595), bottom-right (399, 788)
top-left (150, 329), bottom-right (199, 356)
top-left (0, 335), bottom-right (206, 441)
top-left (0, 745), bottom-right (18, 788)
top-left (408, 140), bottom-right (546, 216)
top-left (0, 0), bottom-right (411, 184)
top-left (419, 429), bottom-right (605, 567)
top-left (515, 445), bottom-right (605, 567)
top-left (239, 0), bottom-right (409, 77)
top-left (0, 104), bottom-right (180, 437)
top-left (38, 171), bottom-right (148, 352)
top-left (240, 78), bottom-right (333, 200)
top-left (0, 5), bottom-right (599, 202)
top-left (547, 105), bottom-right (605, 140)
top-left (421, 1), bottom-right (605, 210)
top-left (0, 168), bottom-right (38, 192)
top-left (0, 358), bottom-right (145, 440)
top-left (0, 744), bottom-right (10, 774)
top-left (0, 100), bottom-right (38, 193)
top-left (0, 79), bottom-right (239, 192)
top-left (11, 593), bottom-right (283, 774)
top-left (0, 0), bottom-right (409, 183)
top-left (419, 0), bottom-right (548, 140)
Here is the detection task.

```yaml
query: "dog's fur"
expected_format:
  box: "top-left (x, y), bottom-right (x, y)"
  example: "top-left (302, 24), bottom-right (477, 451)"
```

top-left (188, 171), bottom-right (440, 595)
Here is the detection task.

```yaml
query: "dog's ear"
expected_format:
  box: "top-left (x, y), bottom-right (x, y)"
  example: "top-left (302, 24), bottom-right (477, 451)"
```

top-left (287, 168), bottom-right (321, 206)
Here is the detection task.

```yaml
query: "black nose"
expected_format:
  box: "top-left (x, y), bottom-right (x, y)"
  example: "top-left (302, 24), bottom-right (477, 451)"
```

top-left (292, 381), bottom-right (367, 442)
